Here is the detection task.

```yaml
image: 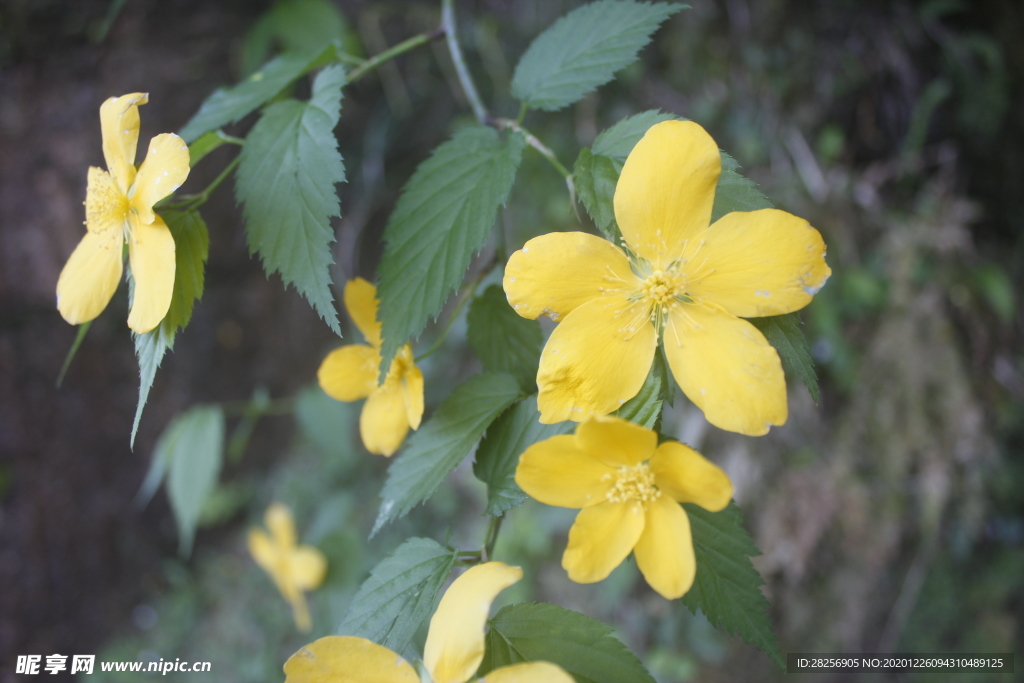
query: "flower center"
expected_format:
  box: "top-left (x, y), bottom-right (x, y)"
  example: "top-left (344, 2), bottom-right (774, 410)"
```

top-left (641, 269), bottom-right (683, 305)
top-left (605, 463), bottom-right (660, 504)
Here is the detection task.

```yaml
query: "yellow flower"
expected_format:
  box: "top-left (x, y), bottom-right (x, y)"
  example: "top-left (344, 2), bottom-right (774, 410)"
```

top-left (283, 562), bottom-right (573, 683)
top-left (56, 93), bottom-right (190, 333)
top-left (317, 278), bottom-right (424, 456)
top-left (248, 502), bottom-right (327, 632)
top-left (504, 120), bottom-right (831, 436)
top-left (515, 415), bottom-right (733, 600)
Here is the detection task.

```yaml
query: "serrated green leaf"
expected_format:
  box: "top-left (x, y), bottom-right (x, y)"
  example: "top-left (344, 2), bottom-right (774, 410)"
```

top-left (749, 312), bottom-right (819, 403)
top-left (160, 405), bottom-right (225, 556)
top-left (682, 501), bottom-right (783, 668)
top-left (511, 1), bottom-right (684, 112)
top-left (573, 147), bottom-right (620, 240)
top-left (337, 537), bottom-right (458, 654)
top-left (242, 0), bottom-right (355, 77)
top-left (614, 348), bottom-right (671, 429)
top-left (473, 395), bottom-right (574, 516)
top-left (592, 110), bottom-right (680, 164)
top-left (372, 373), bottom-right (522, 535)
top-left (235, 64), bottom-right (346, 334)
top-left (162, 210), bottom-right (210, 332)
top-left (131, 322), bottom-right (175, 448)
top-left (711, 152), bottom-right (773, 223)
top-left (467, 284), bottom-right (543, 392)
top-left (377, 127), bottom-right (525, 373)
top-left (480, 602), bottom-right (656, 683)
top-left (179, 43), bottom-right (338, 142)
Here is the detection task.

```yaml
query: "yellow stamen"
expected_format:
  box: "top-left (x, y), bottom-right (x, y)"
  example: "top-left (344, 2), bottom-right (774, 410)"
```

top-left (605, 462), bottom-right (660, 504)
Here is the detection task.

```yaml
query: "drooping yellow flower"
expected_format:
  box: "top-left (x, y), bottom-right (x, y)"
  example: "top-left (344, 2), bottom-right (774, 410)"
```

top-left (515, 415), bottom-right (732, 600)
top-left (56, 93), bottom-right (190, 333)
top-left (248, 502), bottom-right (328, 632)
top-left (283, 562), bottom-right (573, 683)
top-left (504, 120), bottom-right (831, 436)
top-left (317, 278), bottom-right (424, 456)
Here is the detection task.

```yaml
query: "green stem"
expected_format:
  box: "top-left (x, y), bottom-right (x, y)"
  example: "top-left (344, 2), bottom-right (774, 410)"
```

top-left (347, 28), bottom-right (445, 84)
top-left (484, 514), bottom-right (504, 561)
top-left (442, 0), bottom-right (489, 124)
top-left (496, 118), bottom-right (576, 210)
top-left (516, 102), bottom-right (527, 125)
top-left (56, 321), bottom-right (92, 387)
top-left (414, 267), bottom-right (487, 362)
top-left (166, 155), bottom-right (241, 211)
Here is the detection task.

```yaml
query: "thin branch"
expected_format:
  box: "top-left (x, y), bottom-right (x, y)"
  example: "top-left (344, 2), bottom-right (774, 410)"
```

top-left (442, 0), bottom-right (489, 124)
top-left (347, 27), bottom-right (445, 84)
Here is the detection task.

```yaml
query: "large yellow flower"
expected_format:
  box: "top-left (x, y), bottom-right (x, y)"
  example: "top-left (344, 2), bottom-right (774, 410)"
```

top-left (516, 415), bottom-right (732, 600)
top-left (283, 562), bottom-right (573, 683)
top-left (317, 278), bottom-right (424, 456)
top-left (248, 502), bottom-right (328, 633)
top-left (504, 120), bottom-right (831, 435)
top-left (56, 93), bottom-right (190, 333)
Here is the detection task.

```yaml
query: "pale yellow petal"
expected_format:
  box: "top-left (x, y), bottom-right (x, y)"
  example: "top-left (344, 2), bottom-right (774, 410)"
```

top-left (132, 133), bottom-right (191, 224)
top-left (563, 501), bottom-right (645, 584)
top-left (650, 441), bottom-right (733, 511)
top-left (481, 662), bottom-right (576, 683)
top-left (100, 93), bottom-right (147, 193)
top-left (633, 495), bottom-right (695, 600)
top-left (345, 277), bottom-right (382, 346)
top-left (56, 228), bottom-right (124, 326)
top-left (663, 303), bottom-right (786, 436)
top-left (360, 382), bottom-right (410, 456)
top-left (126, 213), bottom-right (175, 333)
top-left (247, 528), bottom-right (277, 572)
top-left (536, 295), bottom-right (657, 423)
top-left (290, 546), bottom-right (328, 591)
top-left (318, 344), bottom-right (378, 402)
top-left (515, 434), bottom-right (615, 509)
top-left (400, 359), bottom-right (424, 430)
top-left (266, 502), bottom-right (297, 549)
top-left (685, 209), bottom-right (831, 317)
top-left (424, 562), bottom-right (523, 683)
top-left (503, 231), bottom-right (636, 322)
top-left (575, 415), bottom-right (657, 468)
top-left (614, 120), bottom-right (720, 268)
top-left (283, 636), bottom-right (418, 683)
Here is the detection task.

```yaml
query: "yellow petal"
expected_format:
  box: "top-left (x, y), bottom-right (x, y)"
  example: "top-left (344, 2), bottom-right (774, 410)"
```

top-left (503, 231), bottom-right (636, 322)
top-left (132, 133), bottom-right (191, 225)
top-left (515, 434), bottom-right (615, 508)
top-left (685, 209), bottom-right (831, 317)
top-left (536, 295), bottom-right (657, 423)
top-left (633, 495), bottom-right (695, 600)
top-left (100, 93), bottom-right (147, 193)
top-left (290, 546), bottom-right (328, 591)
top-left (614, 120), bottom-right (720, 268)
top-left (650, 441), bottom-right (733, 511)
top-left (126, 213), bottom-right (175, 333)
top-left (56, 227), bottom-right (124, 327)
top-left (482, 662), bottom-right (576, 683)
top-left (360, 382), bottom-right (410, 456)
top-left (318, 344), bottom-right (378, 402)
top-left (84, 166), bottom-right (129, 235)
top-left (400, 359), bottom-right (424, 430)
top-left (345, 277), bottom-right (382, 346)
top-left (247, 528), bottom-right (277, 572)
top-left (266, 502), bottom-right (297, 548)
top-left (562, 501), bottom-right (645, 584)
top-left (283, 636), bottom-right (418, 683)
top-left (663, 303), bottom-right (786, 436)
top-left (575, 415), bottom-right (657, 468)
top-left (424, 562), bottom-right (523, 683)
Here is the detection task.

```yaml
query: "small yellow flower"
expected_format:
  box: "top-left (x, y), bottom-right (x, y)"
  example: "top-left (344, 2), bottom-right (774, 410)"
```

top-left (248, 502), bottom-right (327, 633)
top-left (283, 562), bottom-right (573, 683)
top-left (317, 278), bottom-right (424, 456)
top-left (515, 415), bottom-right (733, 600)
top-left (504, 120), bottom-right (831, 435)
top-left (56, 93), bottom-right (190, 333)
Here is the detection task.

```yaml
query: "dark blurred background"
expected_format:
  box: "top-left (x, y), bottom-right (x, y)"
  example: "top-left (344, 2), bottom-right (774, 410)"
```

top-left (0, 1), bottom-right (1021, 681)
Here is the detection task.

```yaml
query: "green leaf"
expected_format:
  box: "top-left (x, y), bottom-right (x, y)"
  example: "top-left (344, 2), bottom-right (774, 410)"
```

top-left (158, 405), bottom-right (225, 556)
top-left (511, 1), bottom-right (683, 112)
top-left (242, 0), bottom-right (355, 77)
top-left (187, 130), bottom-right (230, 167)
top-left (480, 602), bottom-right (656, 683)
top-left (592, 109), bottom-right (680, 164)
top-left (614, 348), bottom-right (671, 429)
top-left (337, 537), bottom-right (458, 654)
top-left (682, 501), bottom-right (783, 668)
top-left (377, 126), bottom-right (525, 374)
top-left (162, 210), bottom-right (210, 332)
top-left (473, 395), bottom-right (574, 516)
top-left (372, 373), bottom-right (522, 535)
top-left (235, 64), bottom-right (346, 335)
top-left (131, 323), bottom-right (175, 449)
top-left (710, 152), bottom-right (773, 223)
top-left (573, 147), bottom-right (620, 240)
top-left (749, 312), bottom-right (818, 403)
top-left (467, 284), bottom-right (543, 392)
top-left (179, 44), bottom-right (338, 143)
top-left (56, 320), bottom-right (91, 388)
